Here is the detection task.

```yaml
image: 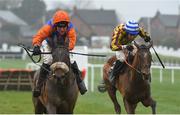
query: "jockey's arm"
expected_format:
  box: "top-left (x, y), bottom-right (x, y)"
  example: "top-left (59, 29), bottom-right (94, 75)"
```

top-left (138, 27), bottom-right (151, 42)
top-left (32, 25), bottom-right (52, 46)
top-left (67, 27), bottom-right (77, 51)
top-left (110, 24), bottom-right (124, 51)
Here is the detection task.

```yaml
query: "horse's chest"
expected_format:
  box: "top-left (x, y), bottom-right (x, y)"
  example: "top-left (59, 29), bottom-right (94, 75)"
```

top-left (47, 85), bottom-right (68, 104)
top-left (125, 84), bottom-right (150, 103)
top-left (55, 97), bottom-right (67, 106)
top-left (48, 93), bottom-right (68, 105)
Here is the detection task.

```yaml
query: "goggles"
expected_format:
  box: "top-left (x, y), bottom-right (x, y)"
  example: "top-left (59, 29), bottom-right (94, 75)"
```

top-left (56, 21), bottom-right (68, 28)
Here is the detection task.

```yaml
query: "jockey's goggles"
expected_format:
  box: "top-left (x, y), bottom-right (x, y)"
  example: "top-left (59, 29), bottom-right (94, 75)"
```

top-left (56, 21), bottom-right (68, 28)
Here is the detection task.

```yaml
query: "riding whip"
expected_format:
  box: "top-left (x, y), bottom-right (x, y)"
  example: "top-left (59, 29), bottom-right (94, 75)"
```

top-left (152, 46), bottom-right (165, 68)
top-left (18, 43), bottom-right (107, 57)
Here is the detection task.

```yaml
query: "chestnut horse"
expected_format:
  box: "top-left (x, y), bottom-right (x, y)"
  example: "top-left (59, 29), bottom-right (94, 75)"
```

top-left (102, 42), bottom-right (156, 114)
top-left (32, 36), bottom-right (78, 114)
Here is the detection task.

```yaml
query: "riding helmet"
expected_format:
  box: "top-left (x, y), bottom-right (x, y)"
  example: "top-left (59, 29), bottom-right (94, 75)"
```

top-left (124, 20), bottom-right (139, 35)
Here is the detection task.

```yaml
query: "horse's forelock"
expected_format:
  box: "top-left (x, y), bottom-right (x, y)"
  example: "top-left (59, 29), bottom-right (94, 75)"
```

top-left (52, 46), bottom-right (70, 65)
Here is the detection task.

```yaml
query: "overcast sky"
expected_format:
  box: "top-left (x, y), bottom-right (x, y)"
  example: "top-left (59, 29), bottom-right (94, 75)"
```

top-left (43, 0), bottom-right (180, 21)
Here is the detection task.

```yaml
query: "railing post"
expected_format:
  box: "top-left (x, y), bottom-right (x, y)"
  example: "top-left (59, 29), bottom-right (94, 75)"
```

top-left (171, 69), bottom-right (174, 84)
top-left (100, 67), bottom-right (103, 78)
top-left (91, 65), bottom-right (94, 92)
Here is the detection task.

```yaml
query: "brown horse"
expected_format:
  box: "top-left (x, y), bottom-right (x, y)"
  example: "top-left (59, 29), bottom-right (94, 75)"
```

top-left (102, 42), bottom-right (156, 114)
top-left (32, 36), bottom-right (79, 114)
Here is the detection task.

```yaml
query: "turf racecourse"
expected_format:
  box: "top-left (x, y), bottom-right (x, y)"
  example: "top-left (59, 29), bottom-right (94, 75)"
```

top-left (0, 59), bottom-right (180, 113)
top-left (0, 69), bottom-right (180, 114)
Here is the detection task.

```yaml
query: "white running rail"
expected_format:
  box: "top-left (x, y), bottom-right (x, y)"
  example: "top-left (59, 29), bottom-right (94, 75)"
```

top-left (88, 64), bottom-right (180, 92)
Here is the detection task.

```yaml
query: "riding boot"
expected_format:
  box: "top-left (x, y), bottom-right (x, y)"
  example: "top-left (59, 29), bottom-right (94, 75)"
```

top-left (97, 79), bottom-right (107, 93)
top-left (71, 61), bottom-right (87, 95)
top-left (97, 64), bottom-right (114, 89)
top-left (33, 63), bottom-right (50, 97)
top-left (98, 79), bottom-right (106, 88)
top-left (109, 60), bottom-right (124, 86)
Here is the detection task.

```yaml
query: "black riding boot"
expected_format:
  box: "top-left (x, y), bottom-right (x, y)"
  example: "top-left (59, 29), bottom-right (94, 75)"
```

top-left (109, 60), bottom-right (124, 86)
top-left (33, 63), bottom-right (50, 97)
top-left (71, 61), bottom-right (87, 95)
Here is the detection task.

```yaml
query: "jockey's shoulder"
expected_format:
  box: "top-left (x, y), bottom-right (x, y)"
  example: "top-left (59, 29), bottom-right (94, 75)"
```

top-left (114, 24), bottom-right (124, 32)
top-left (117, 24), bottom-right (124, 29)
top-left (139, 27), bottom-right (150, 37)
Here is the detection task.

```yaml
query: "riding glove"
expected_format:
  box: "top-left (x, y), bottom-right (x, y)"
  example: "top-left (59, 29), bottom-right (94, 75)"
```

top-left (124, 45), bottom-right (134, 51)
top-left (33, 45), bottom-right (41, 55)
top-left (144, 36), bottom-right (151, 42)
top-left (126, 45), bottom-right (134, 51)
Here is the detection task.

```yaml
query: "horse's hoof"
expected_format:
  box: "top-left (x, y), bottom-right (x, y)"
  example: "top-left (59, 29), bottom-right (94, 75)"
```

top-left (97, 84), bottom-right (107, 93)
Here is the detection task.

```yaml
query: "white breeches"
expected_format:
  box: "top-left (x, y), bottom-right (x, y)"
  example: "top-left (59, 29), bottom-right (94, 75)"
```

top-left (115, 50), bottom-right (126, 62)
top-left (115, 45), bottom-right (137, 62)
top-left (41, 40), bottom-right (75, 65)
top-left (41, 40), bottom-right (53, 65)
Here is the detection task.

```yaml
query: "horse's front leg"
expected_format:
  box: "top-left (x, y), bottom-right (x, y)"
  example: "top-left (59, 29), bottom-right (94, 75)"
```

top-left (46, 103), bottom-right (56, 114)
top-left (141, 97), bottom-right (156, 114)
top-left (123, 97), bottom-right (137, 114)
top-left (107, 85), bottom-right (121, 114)
top-left (33, 97), bottom-right (46, 114)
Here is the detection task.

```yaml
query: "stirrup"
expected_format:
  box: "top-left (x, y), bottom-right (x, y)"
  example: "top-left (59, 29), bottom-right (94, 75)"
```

top-left (97, 80), bottom-right (107, 93)
top-left (99, 80), bottom-right (106, 87)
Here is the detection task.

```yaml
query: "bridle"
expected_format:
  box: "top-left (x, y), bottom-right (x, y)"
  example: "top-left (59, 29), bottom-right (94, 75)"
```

top-left (124, 42), bottom-right (152, 80)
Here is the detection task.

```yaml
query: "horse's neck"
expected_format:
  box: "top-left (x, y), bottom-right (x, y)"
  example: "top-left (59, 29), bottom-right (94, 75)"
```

top-left (130, 53), bottom-right (141, 82)
top-left (68, 69), bottom-right (76, 85)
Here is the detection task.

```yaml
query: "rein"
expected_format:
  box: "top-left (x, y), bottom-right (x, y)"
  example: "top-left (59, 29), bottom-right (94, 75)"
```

top-left (18, 44), bottom-right (42, 63)
top-left (124, 59), bottom-right (149, 80)
top-left (124, 60), bottom-right (141, 75)
top-left (17, 43), bottom-right (107, 61)
top-left (124, 47), bottom-right (151, 80)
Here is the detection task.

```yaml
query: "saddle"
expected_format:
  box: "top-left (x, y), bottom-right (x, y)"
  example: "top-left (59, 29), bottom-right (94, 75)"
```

top-left (110, 51), bottom-right (135, 77)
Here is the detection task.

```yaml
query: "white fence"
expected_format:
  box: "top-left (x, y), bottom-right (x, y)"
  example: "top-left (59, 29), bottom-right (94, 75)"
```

top-left (88, 64), bottom-right (180, 92)
top-left (26, 62), bottom-right (180, 92)
top-left (151, 65), bottom-right (180, 84)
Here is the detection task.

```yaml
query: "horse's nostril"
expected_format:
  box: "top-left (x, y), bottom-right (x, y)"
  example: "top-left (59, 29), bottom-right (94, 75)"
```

top-left (142, 72), bottom-right (150, 76)
top-left (143, 73), bottom-right (147, 76)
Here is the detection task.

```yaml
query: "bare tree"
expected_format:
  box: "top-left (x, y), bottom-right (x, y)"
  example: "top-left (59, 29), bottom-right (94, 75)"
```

top-left (74, 0), bottom-right (95, 9)
top-left (0, 0), bottom-right (22, 10)
top-left (50, 1), bottom-right (72, 10)
top-left (49, 0), bottom-right (95, 10)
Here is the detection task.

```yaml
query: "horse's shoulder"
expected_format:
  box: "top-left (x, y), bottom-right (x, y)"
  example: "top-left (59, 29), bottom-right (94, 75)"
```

top-left (106, 55), bottom-right (117, 66)
top-left (103, 63), bottom-right (111, 73)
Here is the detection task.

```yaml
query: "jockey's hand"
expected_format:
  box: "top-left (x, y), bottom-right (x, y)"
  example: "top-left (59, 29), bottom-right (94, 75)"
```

top-left (33, 45), bottom-right (41, 55)
top-left (144, 36), bottom-right (151, 42)
top-left (126, 45), bottom-right (134, 51)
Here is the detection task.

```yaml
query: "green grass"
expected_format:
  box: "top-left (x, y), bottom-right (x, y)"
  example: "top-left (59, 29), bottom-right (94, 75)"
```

top-left (0, 91), bottom-right (33, 114)
top-left (0, 76), bottom-right (180, 114)
top-left (0, 59), bottom-right (180, 113)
